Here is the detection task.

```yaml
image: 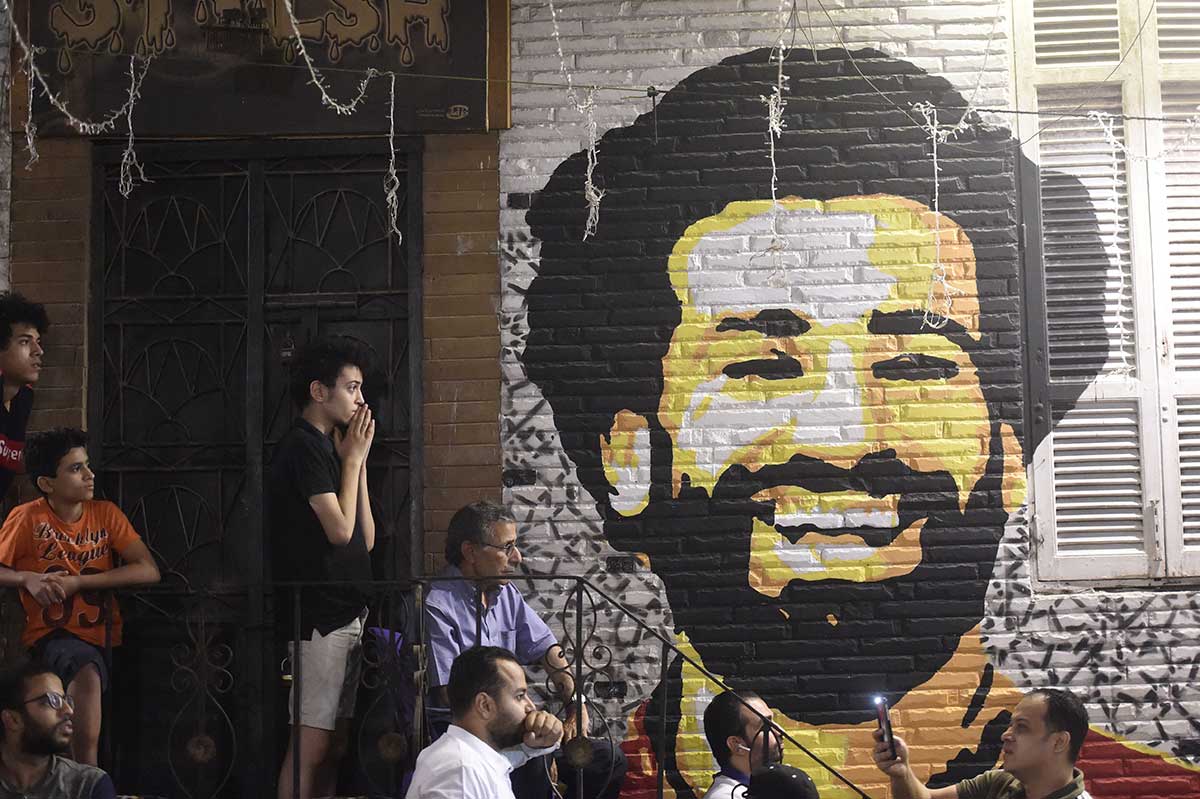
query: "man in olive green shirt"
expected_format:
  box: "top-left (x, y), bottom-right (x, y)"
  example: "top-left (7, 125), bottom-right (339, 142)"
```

top-left (872, 689), bottom-right (1093, 799)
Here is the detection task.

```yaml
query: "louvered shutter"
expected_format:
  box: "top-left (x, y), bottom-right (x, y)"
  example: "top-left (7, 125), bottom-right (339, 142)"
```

top-left (1157, 83), bottom-right (1200, 575)
top-left (1030, 84), bottom-right (1156, 579)
top-left (1018, 0), bottom-right (1200, 580)
top-left (1158, 2), bottom-right (1200, 63)
top-left (1032, 0), bottom-right (1122, 66)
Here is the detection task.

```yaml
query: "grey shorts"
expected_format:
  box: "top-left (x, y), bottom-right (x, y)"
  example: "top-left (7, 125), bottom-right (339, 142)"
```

top-left (32, 633), bottom-right (109, 692)
top-left (287, 613), bottom-right (365, 731)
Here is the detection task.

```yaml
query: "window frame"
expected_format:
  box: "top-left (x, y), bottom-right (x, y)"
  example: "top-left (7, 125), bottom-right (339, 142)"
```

top-left (1015, 0), bottom-right (1200, 584)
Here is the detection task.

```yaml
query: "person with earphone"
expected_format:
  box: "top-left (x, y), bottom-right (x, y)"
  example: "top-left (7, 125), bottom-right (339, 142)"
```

top-left (701, 690), bottom-right (785, 799)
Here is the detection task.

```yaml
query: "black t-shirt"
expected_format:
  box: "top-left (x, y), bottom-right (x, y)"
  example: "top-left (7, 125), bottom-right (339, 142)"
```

top-left (267, 418), bottom-right (370, 638)
top-left (0, 384), bottom-right (33, 500)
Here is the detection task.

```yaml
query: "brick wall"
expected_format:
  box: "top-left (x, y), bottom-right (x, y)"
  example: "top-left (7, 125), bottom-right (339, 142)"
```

top-left (422, 132), bottom-right (503, 573)
top-left (7, 140), bottom-right (89, 437)
top-left (497, 3), bottom-right (1200, 799)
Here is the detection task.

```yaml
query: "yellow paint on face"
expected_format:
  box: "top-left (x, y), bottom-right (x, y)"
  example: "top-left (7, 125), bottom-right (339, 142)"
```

top-left (663, 631), bottom-right (1025, 799)
top-left (601, 409), bottom-right (652, 516)
top-left (658, 195), bottom-right (994, 592)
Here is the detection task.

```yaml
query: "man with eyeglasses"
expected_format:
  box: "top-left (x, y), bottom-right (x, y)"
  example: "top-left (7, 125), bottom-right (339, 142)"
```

top-left (0, 660), bottom-right (115, 798)
top-left (423, 500), bottom-right (626, 799)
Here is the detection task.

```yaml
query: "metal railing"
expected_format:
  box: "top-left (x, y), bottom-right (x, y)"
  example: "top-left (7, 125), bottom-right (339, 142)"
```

top-left (4, 574), bottom-right (873, 799)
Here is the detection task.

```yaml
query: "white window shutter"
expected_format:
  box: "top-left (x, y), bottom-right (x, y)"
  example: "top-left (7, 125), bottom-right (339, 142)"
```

top-left (1032, 0), bottom-right (1122, 66)
top-left (1163, 84), bottom-right (1200, 372)
top-left (1036, 85), bottom-right (1137, 379)
top-left (1156, 83), bottom-right (1200, 576)
top-left (1032, 83), bottom-right (1156, 580)
top-left (1035, 400), bottom-right (1152, 579)
top-left (1157, 2), bottom-right (1200, 63)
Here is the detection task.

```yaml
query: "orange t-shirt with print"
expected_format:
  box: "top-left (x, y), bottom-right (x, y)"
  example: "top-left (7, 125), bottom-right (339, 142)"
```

top-left (0, 498), bottom-right (142, 648)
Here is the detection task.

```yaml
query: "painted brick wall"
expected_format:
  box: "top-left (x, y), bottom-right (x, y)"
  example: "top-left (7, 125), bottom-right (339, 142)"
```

top-left (423, 132), bottom-right (503, 573)
top-left (498, 3), bottom-right (1200, 799)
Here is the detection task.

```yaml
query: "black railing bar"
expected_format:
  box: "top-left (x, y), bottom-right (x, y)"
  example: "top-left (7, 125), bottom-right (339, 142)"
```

top-left (574, 578), bottom-right (585, 799)
top-left (292, 586), bottom-right (302, 799)
top-left (656, 638), bottom-right (669, 799)
top-left (579, 580), bottom-right (873, 799)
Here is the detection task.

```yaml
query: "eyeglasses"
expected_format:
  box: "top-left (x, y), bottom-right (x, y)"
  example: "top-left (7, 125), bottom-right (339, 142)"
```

top-left (479, 540), bottom-right (518, 555)
top-left (23, 692), bottom-right (74, 711)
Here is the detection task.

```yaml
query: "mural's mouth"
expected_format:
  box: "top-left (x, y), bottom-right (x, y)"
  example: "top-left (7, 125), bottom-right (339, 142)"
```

top-left (750, 484), bottom-right (925, 549)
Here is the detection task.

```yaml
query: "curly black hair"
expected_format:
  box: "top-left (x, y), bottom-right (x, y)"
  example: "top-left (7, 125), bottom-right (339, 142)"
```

top-left (0, 292), bottom-right (48, 351)
top-left (288, 335), bottom-right (374, 409)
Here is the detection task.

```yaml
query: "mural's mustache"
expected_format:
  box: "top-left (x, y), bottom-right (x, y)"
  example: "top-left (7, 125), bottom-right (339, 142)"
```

top-left (708, 450), bottom-right (963, 548)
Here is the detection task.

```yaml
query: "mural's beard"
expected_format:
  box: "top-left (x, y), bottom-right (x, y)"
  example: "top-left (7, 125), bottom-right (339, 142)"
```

top-left (607, 448), bottom-right (1007, 726)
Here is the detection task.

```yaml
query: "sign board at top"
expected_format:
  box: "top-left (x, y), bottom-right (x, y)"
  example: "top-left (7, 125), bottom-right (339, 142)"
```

top-left (28, 0), bottom-right (491, 136)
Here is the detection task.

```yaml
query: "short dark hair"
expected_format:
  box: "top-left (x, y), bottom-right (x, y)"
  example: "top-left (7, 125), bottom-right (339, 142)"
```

top-left (445, 500), bottom-right (517, 566)
top-left (0, 292), bottom-right (48, 351)
top-left (25, 427), bottom-right (89, 496)
top-left (288, 336), bottom-right (372, 409)
top-left (1030, 688), bottom-right (1089, 763)
top-left (704, 689), bottom-right (762, 769)
top-left (447, 646), bottom-right (520, 718)
top-left (0, 659), bottom-right (58, 738)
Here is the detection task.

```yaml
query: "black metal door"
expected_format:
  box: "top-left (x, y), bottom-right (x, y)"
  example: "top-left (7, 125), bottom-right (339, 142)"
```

top-left (89, 139), bottom-right (423, 798)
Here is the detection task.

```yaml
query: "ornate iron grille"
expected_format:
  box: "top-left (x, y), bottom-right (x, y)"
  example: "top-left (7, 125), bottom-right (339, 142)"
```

top-left (88, 140), bottom-right (423, 798)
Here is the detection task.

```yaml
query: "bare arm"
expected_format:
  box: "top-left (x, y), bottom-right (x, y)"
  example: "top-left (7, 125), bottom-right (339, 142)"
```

top-left (0, 564), bottom-right (65, 606)
top-left (358, 459), bottom-right (375, 553)
top-left (309, 406), bottom-right (374, 547)
top-left (60, 539), bottom-right (161, 595)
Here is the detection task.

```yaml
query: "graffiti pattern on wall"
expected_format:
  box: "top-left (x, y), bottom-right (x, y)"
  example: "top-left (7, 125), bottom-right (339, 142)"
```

top-left (501, 48), bottom-right (1200, 798)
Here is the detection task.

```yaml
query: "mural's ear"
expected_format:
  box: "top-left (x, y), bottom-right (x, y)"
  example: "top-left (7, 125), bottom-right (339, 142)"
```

top-left (599, 409), bottom-right (652, 517)
top-left (1000, 421), bottom-right (1026, 510)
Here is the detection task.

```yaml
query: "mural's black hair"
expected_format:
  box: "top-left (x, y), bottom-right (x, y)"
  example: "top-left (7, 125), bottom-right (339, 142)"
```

top-left (524, 46), bottom-right (1107, 519)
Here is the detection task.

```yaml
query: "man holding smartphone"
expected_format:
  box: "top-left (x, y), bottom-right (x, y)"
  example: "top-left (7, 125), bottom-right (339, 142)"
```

top-left (872, 689), bottom-right (1093, 799)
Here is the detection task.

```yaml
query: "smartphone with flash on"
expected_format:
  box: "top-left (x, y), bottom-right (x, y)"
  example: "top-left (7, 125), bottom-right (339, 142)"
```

top-left (874, 695), bottom-right (897, 759)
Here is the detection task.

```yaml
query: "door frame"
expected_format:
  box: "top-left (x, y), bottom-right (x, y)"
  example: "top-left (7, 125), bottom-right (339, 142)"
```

top-left (88, 136), bottom-right (424, 796)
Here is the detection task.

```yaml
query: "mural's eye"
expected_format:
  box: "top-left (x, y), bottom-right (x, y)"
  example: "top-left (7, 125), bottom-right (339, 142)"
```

top-left (722, 348), bottom-right (804, 380)
top-left (871, 353), bottom-right (959, 381)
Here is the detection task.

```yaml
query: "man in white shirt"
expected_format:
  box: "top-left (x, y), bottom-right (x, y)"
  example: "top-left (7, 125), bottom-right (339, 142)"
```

top-left (702, 690), bottom-right (783, 799)
top-left (407, 646), bottom-right (563, 799)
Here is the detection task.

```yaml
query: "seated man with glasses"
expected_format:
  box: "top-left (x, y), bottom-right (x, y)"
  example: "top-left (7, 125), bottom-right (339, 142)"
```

top-left (423, 500), bottom-right (626, 799)
top-left (0, 659), bottom-right (116, 798)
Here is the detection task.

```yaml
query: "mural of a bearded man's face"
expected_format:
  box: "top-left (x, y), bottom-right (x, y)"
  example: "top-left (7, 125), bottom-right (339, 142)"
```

top-left (523, 48), bottom-right (1102, 728)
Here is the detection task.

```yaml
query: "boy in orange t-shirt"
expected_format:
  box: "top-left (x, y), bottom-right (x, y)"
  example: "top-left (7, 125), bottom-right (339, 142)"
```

top-left (0, 428), bottom-right (160, 765)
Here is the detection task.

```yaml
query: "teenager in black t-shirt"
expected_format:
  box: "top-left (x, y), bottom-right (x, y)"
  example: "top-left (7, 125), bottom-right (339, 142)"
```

top-left (0, 293), bottom-right (48, 504)
top-left (269, 336), bottom-right (375, 799)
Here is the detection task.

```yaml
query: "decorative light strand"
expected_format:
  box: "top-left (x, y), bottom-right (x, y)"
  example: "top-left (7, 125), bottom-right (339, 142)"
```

top-left (383, 71), bottom-right (403, 242)
top-left (1089, 111), bottom-right (1136, 377)
top-left (1100, 105), bottom-right (1200, 163)
top-left (22, 45), bottom-right (37, 168)
top-left (913, 102), bottom-right (963, 328)
top-left (281, 0), bottom-right (402, 245)
top-left (118, 56), bottom-right (152, 198)
top-left (757, 0), bottom-right (796, 288)
top-left (547, 0), bottom-right (605, 240)
top-left (0, 0), bottom-right (153, 145)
